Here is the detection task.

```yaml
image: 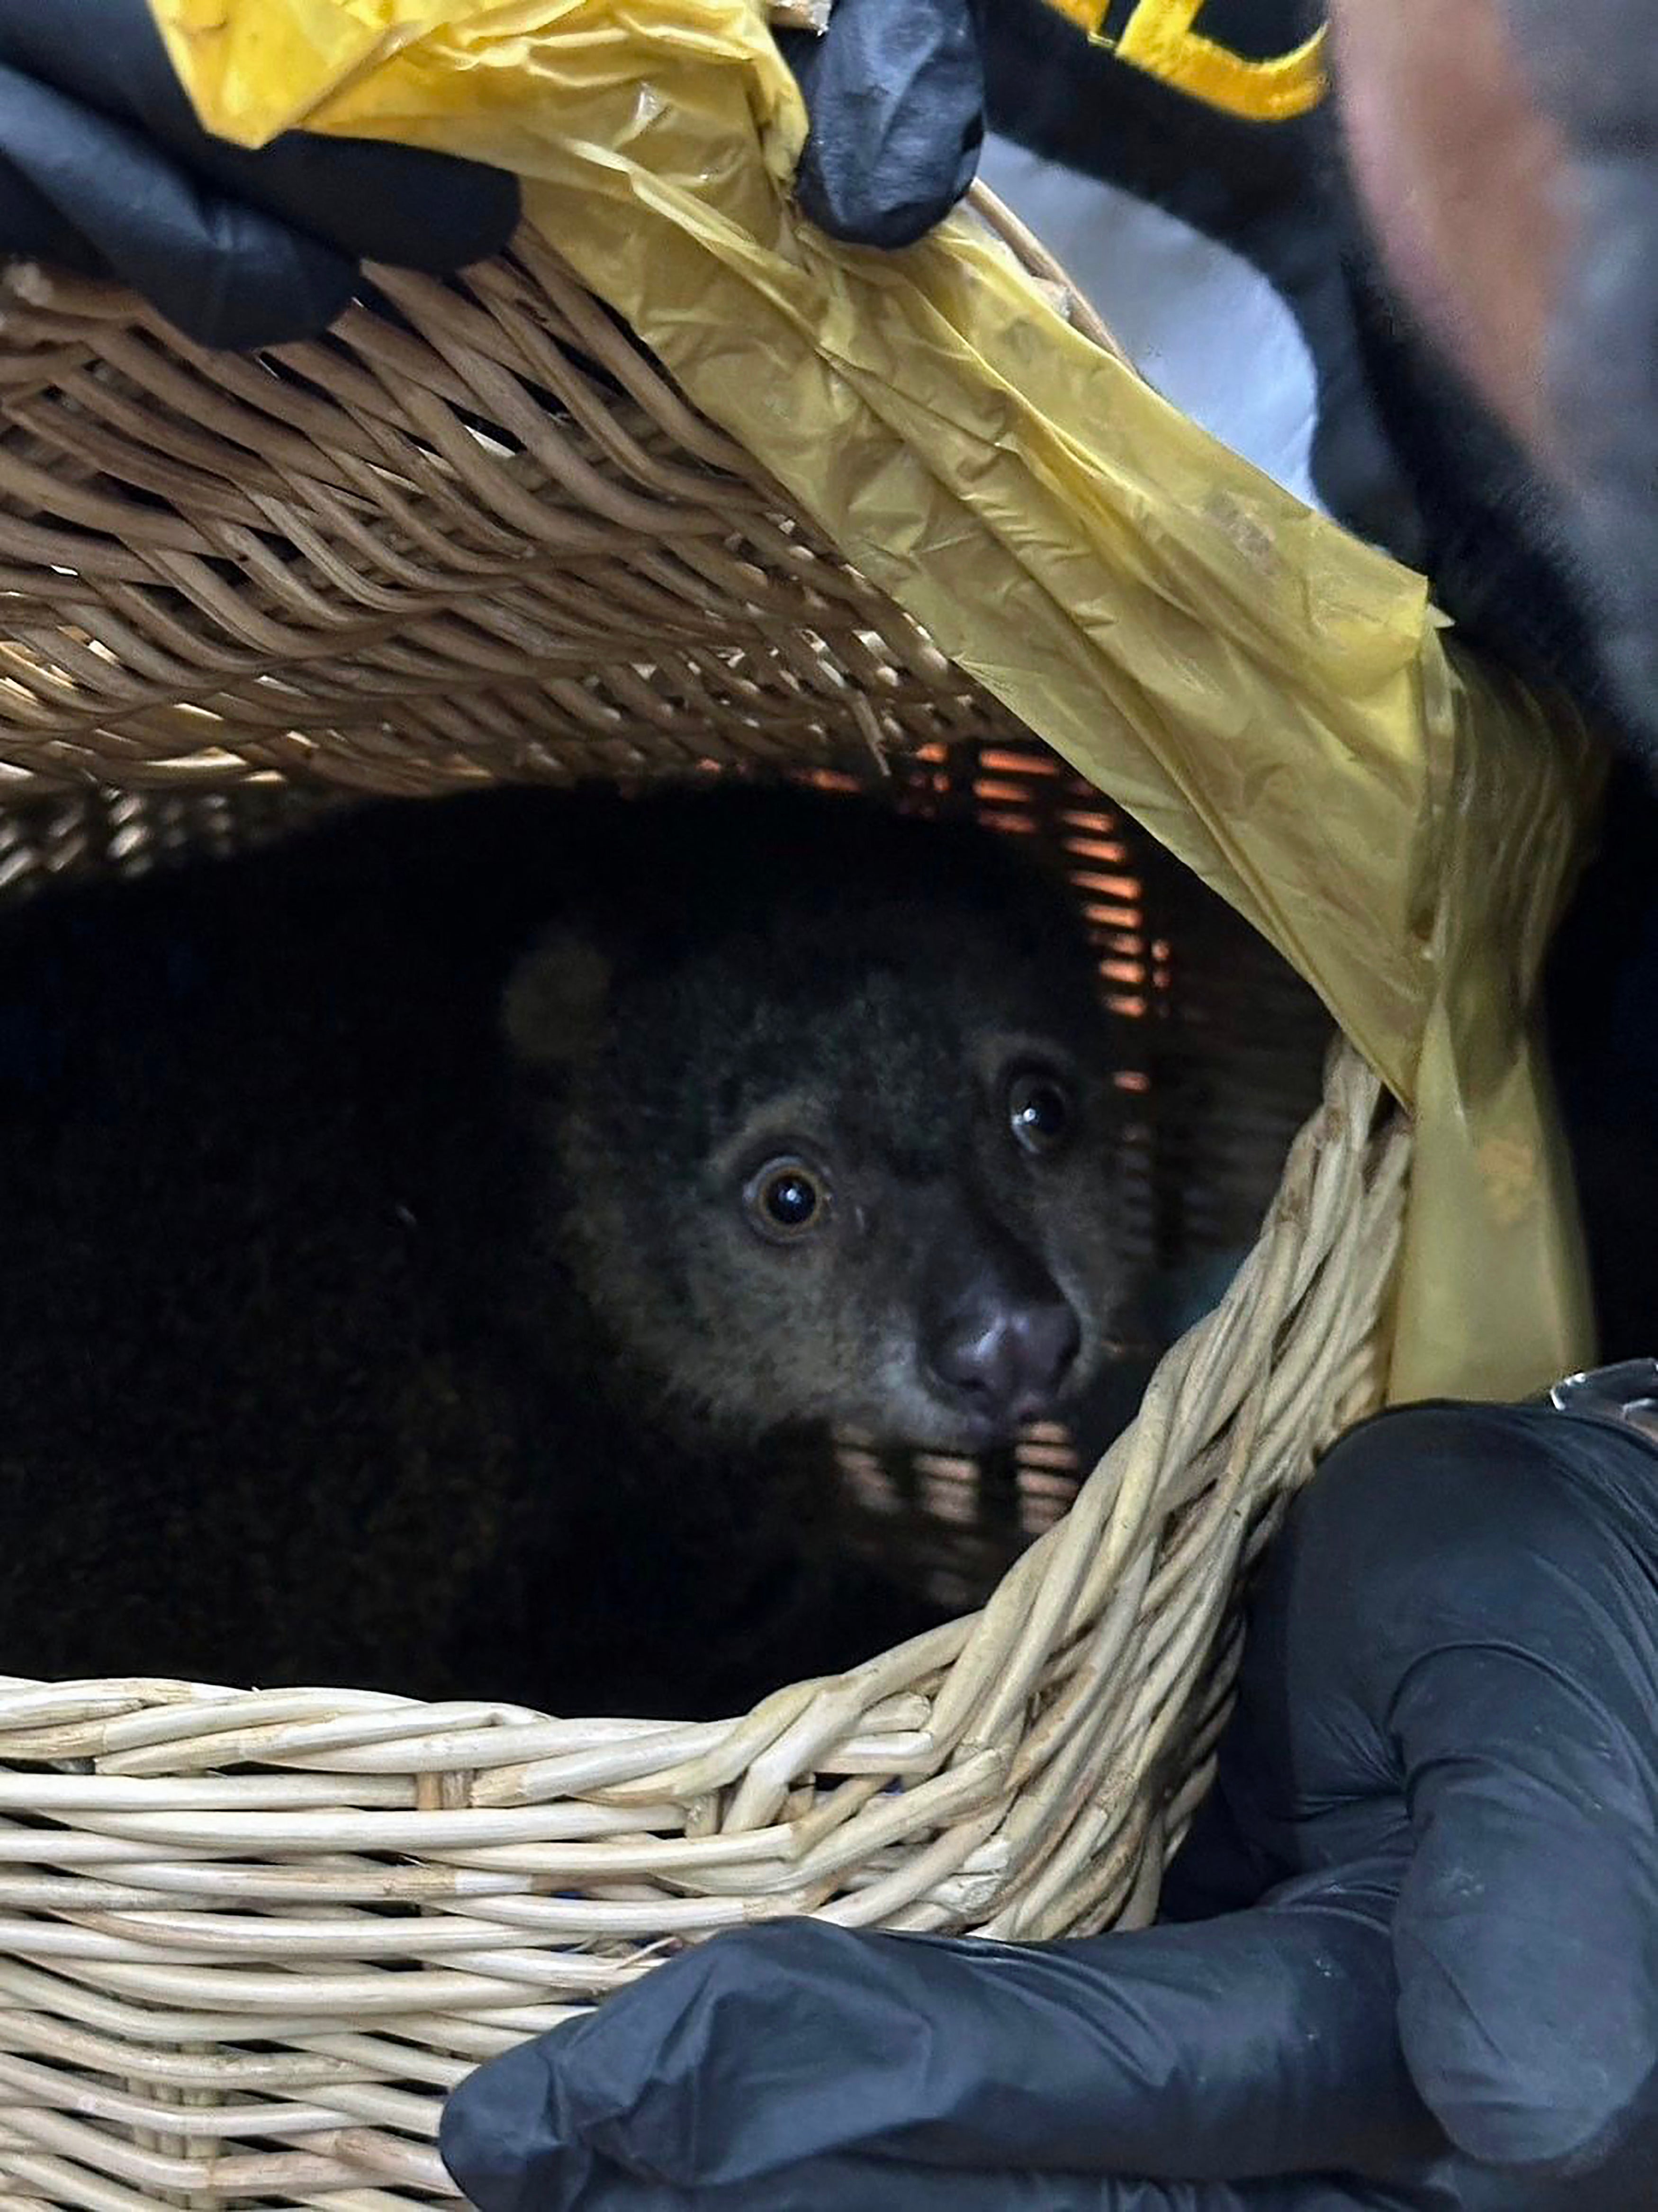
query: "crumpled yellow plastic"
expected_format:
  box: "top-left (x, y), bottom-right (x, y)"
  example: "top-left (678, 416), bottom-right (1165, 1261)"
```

top-left (151, 0), bottom-right (1606, 1403)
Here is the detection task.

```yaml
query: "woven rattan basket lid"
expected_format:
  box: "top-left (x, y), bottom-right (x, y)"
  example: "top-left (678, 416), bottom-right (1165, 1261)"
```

top-left (0, 187), bottom-right (1117, 801)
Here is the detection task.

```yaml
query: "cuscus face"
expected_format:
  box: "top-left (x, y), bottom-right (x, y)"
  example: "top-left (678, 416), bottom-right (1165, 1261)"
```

top-left (503, 788), bottom-right (1126, 1453)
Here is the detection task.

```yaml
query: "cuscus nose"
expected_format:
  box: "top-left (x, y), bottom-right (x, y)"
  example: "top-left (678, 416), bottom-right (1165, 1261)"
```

top-left (926, 1291), bottom-right (1081, 1433)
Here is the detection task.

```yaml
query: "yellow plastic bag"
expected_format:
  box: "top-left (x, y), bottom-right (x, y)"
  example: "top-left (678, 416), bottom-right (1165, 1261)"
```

top-left (153, 0), bottom-right (1606, 1402)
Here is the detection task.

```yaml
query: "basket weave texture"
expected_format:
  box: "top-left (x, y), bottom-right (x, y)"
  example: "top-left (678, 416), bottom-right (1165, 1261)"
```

top-left (0, 1033), bottom-right (1404, 2206)
top-left (0, 217), bottom-right (1075, 799)
top-left (0, 210), bottom-right (1412, 2207)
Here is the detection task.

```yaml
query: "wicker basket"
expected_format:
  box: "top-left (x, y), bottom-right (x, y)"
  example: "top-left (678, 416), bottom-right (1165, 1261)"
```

top-left (0, 200), bottom-right (1410, 2208)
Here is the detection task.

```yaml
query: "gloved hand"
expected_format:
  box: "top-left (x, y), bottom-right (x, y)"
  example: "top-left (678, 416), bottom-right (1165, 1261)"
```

top-left (438, 1400), bottom-right (1658, 2209)
top-left (0, 0), bottom-right (978, 350)
top-left (0, 0), bottom-right (520, 346)
top-left (778, 0), bottom-right (983, 249)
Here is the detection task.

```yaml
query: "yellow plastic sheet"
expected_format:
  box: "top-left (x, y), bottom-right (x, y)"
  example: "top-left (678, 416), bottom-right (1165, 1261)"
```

top-left (153, 0), bottom-right (1606, 1402)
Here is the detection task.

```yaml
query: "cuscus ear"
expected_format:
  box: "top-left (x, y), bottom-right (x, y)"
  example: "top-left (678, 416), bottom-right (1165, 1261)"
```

top-left (501, 927), bottom-right (614, 1067)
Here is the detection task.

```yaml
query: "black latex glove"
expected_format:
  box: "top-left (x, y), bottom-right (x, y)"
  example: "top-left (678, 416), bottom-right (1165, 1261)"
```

top-left (0, 0), bottom-right (520, 346)
top-left (779, 0), bottom-right (982, 248)
top-left (0, 0), bottom-right (974, 351)
top-left (439, 1402), bottom-right (1658, 2209)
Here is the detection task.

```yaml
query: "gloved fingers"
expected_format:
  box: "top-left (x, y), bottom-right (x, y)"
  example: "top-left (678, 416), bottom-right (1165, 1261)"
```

top-left (440, 2131), bottom-right (1455, 2212)
top-left (134, 128), bottom-right (520, 278)
top-left (0, 0), bottom-right (520, 273)
top-left (440, 1866), bottom-right (1441, 2203)
top-left (1393, 1642), bottom-right (1658, 2173)
top-left (780, 0), bottom-right (982, 247)
top-left (0, 63), bottom-right (359, 345)
top-left (186, 130), bottom-right (519, 273)
top-left (0, 148), bottom-right (110, 275)
top-left (1277, 1408), bottom-right (1658, 2172)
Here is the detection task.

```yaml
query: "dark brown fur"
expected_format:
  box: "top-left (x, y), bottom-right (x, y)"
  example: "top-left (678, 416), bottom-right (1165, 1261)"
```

top-left (0, 782), bottom-right (1123, 1717)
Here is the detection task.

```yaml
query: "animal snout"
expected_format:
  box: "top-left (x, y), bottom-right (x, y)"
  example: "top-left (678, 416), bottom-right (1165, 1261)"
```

top-left (925, 1293), bottom-right (1081, 1433)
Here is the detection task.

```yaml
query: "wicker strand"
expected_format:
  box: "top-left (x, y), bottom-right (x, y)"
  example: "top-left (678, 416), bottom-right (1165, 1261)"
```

top-left (0, 1043), bottom-right (1405, 2206)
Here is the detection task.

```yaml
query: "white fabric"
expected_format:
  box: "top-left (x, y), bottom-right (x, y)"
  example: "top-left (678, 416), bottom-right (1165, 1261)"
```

top-left (980, 131), bottom-right (1326, 513)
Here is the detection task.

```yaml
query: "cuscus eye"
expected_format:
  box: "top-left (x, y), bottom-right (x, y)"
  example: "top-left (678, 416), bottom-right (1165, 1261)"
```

top-left (745, 1157), bottom-right (831, 1241)
top-left (1007, 1070), bottom-right (1073, 1156)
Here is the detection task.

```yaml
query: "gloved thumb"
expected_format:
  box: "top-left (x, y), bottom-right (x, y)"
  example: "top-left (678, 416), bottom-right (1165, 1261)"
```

top-left (441, 1860), bottom-right (1442, 2208)
top-left (780, 0), bottom-right (983, 248)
